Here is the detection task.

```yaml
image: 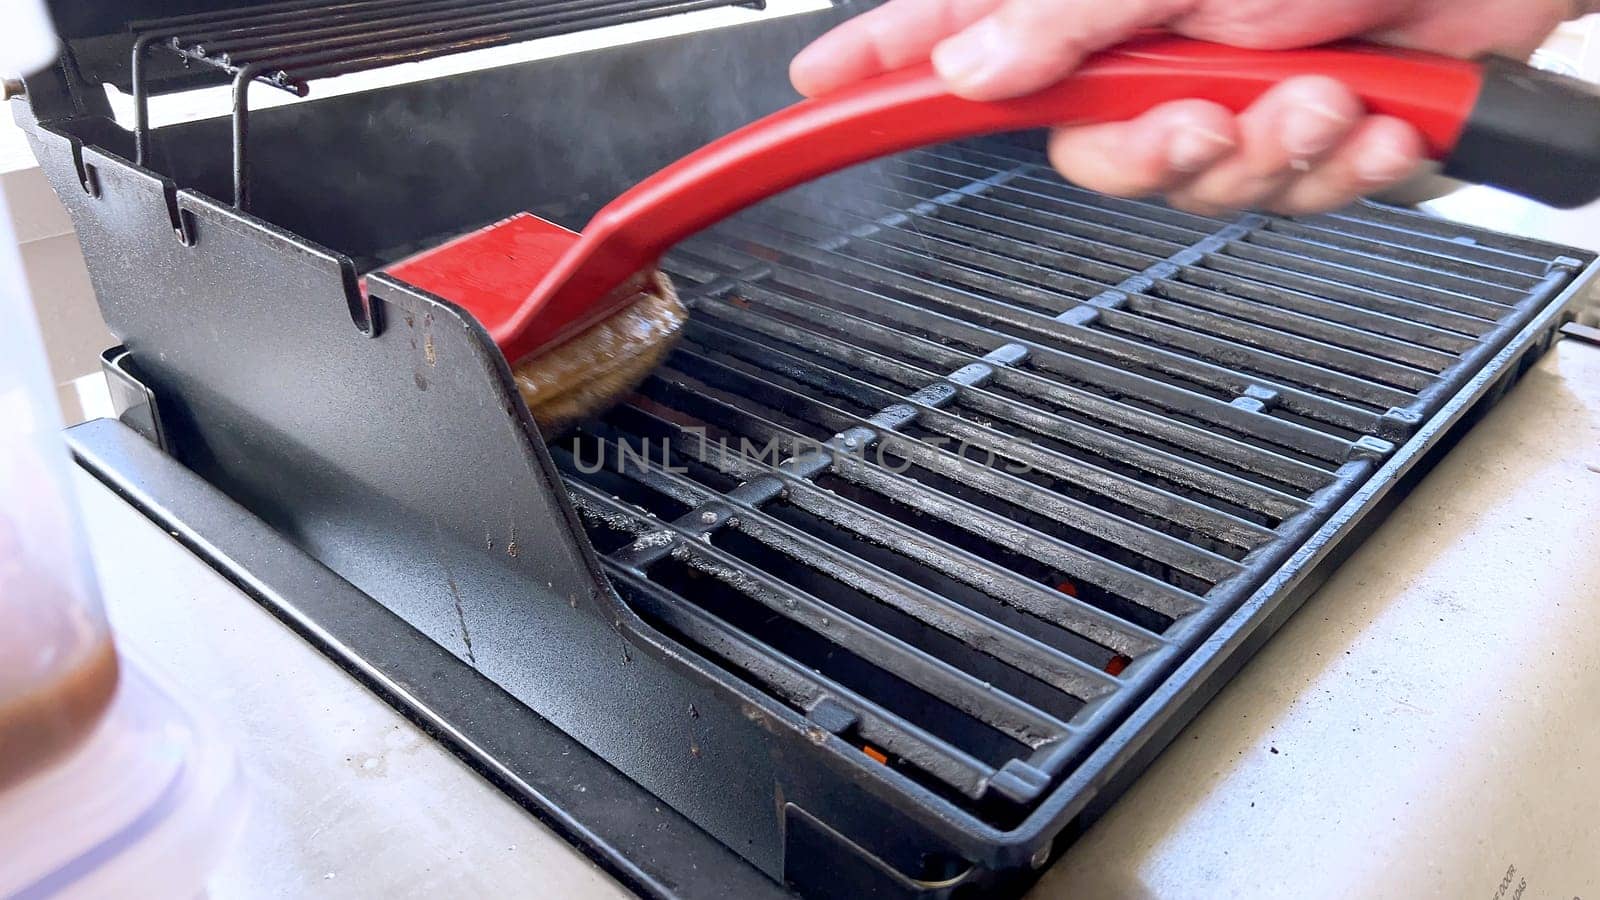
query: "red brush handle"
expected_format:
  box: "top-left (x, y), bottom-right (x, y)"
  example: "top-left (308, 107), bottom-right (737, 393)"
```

top-left (499, 35), bottom-right (1488, 362)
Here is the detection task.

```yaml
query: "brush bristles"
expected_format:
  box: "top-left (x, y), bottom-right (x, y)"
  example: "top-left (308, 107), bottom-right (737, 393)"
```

top-left (511, 270), bottom-right (685, 435)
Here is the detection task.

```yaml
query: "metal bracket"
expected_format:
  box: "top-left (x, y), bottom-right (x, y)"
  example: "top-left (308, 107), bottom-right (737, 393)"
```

top-left (100, 347), bottom-right (169, 452)
top-left (68, 139), bottom-right (100, 198)
top-left (1560, 321), bottom-right (1600, 347)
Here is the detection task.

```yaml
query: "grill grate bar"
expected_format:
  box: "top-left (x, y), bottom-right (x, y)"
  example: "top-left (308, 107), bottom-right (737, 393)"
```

top-left (774, 180), bottom-right (1476, 366)
top-left (910, 144), bottom-right (1528, 311)
top-left (1243, 227), bottom-right (1539, 293)
top-left (578, 470), bottom-right (1079, 751)
top-left (875, 166), bottom-right (1499, 343)
top-left (685, 314), bottom-right (1271, 559)
top-left (635, 367), bottom-right (1209, 619)
top-left (1110, 292), bottom-right (1439, 389)
top-left (756, 197), bottom-right (1445, 397)
top-left (596, 547), bottom-right (1002, 799)
top-left (682, 287), bottom-right (1315, 516)
top-left (864, 208), bottom-right (1453, 379)
top-left (1146, 280), bottom-right (1462, 371)
top-left (904, 165), bottom-right (1210, 248)
top-left (931, 142), bottom-right (1539, 298)
top-left (1184, 255), bottom-right (1498, 337)
top-left (127, 0), bottom-right (387, 33)
top-left (676, 237), bottom-right (1360, 465)
top-left (137, 0), bottom-right (531, 54)
top-left (1294, 209), bottom-right (1564, 275)
top-left (1267, 218), bottom-right (1544, 283)
top-left (570, 423), bottom-right (1128, 699)
top-left (606, 399), bottom-right (1169, 657)
top-left (666, 336), bottom-right (1243, 580)
top-left (777, 191), bottom-right (1460, 376)
top-left (905, 173), bottom-right (1191, 256)
top-left (914, 145), bottom-right (1230, 235)
top-left (166, 0), bottom-right (603, 59)
top-left (777, 183), bottom-right (1162, 270)
top-left (709, 217), bottom-right (1394, 433)
top-left (842, 204), bottom-right (1136, 285)
top-left (874, 153), bottom-right (1507, 333)
top-left (1217, 241), bottom-right (1519, 314)
top-left (936, 136), bottom-right (1541, 280)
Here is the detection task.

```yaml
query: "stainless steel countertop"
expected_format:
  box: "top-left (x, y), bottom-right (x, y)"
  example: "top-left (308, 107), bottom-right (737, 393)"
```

top-left (80, 332), bottom-right (1600, 899)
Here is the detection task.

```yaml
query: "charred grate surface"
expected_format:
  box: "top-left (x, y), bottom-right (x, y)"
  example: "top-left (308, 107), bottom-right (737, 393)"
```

top-left (555, 135), bottom-right (1589, 827)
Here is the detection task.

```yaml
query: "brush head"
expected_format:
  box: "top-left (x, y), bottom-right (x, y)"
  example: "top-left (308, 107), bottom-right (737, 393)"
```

top-left (383, 214), bottom-right (685, 435)
top-left (510, 270), bottom-right (684, 434)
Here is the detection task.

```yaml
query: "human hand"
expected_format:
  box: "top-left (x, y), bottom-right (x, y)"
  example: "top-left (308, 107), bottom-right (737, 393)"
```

top-left (790, 0), bottom-right (1581, 214)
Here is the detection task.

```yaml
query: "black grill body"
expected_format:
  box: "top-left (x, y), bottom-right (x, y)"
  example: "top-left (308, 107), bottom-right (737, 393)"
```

top-left (20, 4), bottom-right (1599, 897)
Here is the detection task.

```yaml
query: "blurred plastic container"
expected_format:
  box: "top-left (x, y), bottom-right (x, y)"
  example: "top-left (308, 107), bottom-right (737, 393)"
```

top-left (0, 658), bottom-right (244, 899)
top-left (2, 19), bottom-right (243, 888)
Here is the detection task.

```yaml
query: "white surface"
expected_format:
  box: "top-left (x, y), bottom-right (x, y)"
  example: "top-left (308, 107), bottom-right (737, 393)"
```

top-left (78, 336), bottom-right (1600, 898)
top-left (1, 159), bottom-right (114, 422)
top-left (76, 472), bottom-right (631, 900)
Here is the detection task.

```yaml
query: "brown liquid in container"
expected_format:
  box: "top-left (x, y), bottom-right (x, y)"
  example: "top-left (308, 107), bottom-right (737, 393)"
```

top-left (0, 638), bottom-right (120, 791)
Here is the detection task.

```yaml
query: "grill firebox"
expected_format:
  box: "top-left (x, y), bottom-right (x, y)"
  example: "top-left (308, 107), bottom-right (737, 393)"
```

top-left (20, 3), bottom-right (1599, 897)
top-left (555, 134), bottom-right (1593, 834)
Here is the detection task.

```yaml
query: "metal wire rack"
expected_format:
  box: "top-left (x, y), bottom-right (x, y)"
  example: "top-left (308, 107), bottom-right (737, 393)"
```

top-left (127, 0), bottom-right (764, 209)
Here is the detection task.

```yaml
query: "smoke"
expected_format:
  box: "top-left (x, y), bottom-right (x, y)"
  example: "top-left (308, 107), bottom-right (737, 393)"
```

top-left (218, 1), bottom-right (902, 261)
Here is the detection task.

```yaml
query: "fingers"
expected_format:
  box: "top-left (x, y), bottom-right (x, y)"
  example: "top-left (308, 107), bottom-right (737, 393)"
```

top-left (1265, 116), bottom-right (1425, 215)
top-left (1165, 75), bottom-right (1364, 215)
top-left (793, 0), bottom-right (1452, 215)
top-left (1045, 76), bottom-right (1423, 216)
top-left (931, 0), bottom-right (1194, 99)
top-left (794, 0), bottom-right (1196, 100)
top-left (796, 0), bottom-right (1570, 99)
top-left (1046, 100), bottom-right (1237, 198)
top-left (789, 0), bottom-right (1000, 96)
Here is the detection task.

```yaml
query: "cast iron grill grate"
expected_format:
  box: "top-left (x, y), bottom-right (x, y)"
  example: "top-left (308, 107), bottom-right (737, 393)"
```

top-left (551, 135), bottom-right (1586, 828)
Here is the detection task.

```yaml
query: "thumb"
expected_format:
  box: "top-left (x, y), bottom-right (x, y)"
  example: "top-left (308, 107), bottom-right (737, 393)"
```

top-left (790, 0), bottom-right (1003, 97)
top-left (932, 0), bottom-right (1196, 100)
